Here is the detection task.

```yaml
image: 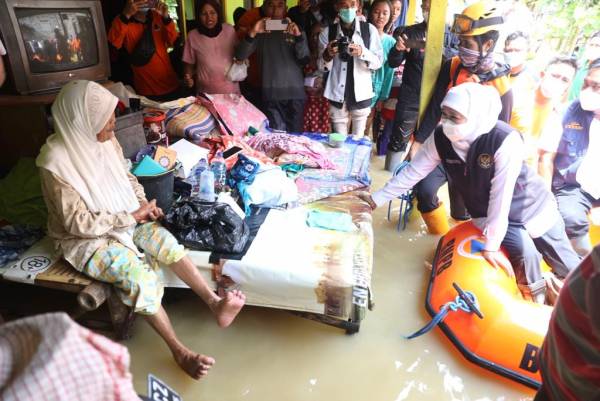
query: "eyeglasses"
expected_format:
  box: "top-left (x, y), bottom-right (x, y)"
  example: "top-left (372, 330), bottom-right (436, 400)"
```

top-left (451, 14), bottom-right (503, 34)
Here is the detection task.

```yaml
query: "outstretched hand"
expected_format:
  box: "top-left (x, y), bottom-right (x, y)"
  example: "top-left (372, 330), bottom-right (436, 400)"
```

top-left (482, 250), bottom-right (515, 279)
top-left (358, 191), bottom-right (377, 211)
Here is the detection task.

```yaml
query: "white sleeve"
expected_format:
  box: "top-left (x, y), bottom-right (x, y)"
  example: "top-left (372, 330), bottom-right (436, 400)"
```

top-left (371, 135), bottom-right (442, 207)
top-left (317, 27), bottom-right (333, 72)
top-left (358, 24), bottom-right (383, 70)
top-left (483, 132), bottom-right (525, 251)
top-left (538, 111), bottom-right (563, 153)
top-left (0, 39), bottom-right (6, 56)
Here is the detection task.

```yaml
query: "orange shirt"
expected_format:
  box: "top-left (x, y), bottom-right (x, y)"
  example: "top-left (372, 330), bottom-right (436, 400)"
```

top-left (108, 11), bottom-right (179, 96)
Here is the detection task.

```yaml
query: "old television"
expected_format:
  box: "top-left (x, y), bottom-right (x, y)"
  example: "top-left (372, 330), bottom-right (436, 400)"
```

top-left (0, 0), bottom-right (110, 94)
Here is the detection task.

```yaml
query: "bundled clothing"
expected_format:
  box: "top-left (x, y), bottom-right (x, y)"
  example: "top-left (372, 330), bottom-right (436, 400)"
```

top-left (108, 11), bottom-right (179, 97)
top-left (246, 132), bottom-right (335, 169)
top-left (372, 83), bottom-right (578, 300)
top-left (235, 31), bottom-right (310, 132)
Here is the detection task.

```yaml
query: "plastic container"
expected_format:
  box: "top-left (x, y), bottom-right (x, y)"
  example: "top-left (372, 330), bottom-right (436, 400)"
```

top-left (211, 151), bottom-right (227, 193)
top-left (190, 158), bottom-right (208, 196)
top-left (137, 168), bottom-right (175, 212)
top-left (328, 132), bottom-right (347, 148)
top-left (143, 109), bottom-right (168, 146)
top-left (198, 169), bottom-right (216, 202)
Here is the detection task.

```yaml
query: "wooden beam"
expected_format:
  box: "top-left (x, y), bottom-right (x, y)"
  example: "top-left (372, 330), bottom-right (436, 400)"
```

top-left (406, 0), bottom-right (418, 26)
top-left (418, 0), bottom-right (447, 125)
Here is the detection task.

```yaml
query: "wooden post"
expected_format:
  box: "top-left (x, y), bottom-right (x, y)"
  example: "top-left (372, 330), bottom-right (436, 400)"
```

top-left (406, 0), bottom-right (417, 26)
top-left (417, 0), bottom-right (447, 125)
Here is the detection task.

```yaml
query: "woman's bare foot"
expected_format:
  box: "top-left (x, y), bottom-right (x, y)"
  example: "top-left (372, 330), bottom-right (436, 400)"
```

top-left (211, 289), bottom-right (246, 328)
top-left (173, 347), bottom-right (215, 380)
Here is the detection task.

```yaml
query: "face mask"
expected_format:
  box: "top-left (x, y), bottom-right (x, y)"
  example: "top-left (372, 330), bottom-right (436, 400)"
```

top-left (539, 77), bottom-right (566, 101)
top-left (422, 11), bottom-right (429, 21)
top-left (458, 46), bottom-right (494, 73)
top-left (442, 118), bottom-right (471, 142)
top-left (504, 52), bottom-right (526, 68)
top-left (339, 7), bottom-right (357, 24)
top-left (580, 88), bottom-right (600, 112)
top-left (584, 46), bottom-right (600, 62)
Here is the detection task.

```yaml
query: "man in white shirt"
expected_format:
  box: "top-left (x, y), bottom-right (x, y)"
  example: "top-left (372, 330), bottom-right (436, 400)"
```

top-left (363, 83), bottom-right (579, 303)
top-left (538, 59), bottom-right (600, 256)
top-left (0, 38), bottom-right (6, 87)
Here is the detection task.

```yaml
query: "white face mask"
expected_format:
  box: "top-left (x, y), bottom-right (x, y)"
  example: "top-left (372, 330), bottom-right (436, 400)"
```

top-left (580, 88), bottom-right (600, 112)
top-left (504, 52), bottom-right (526, 69)
top-left (442, 118), bottom-right (471, 142)
top-left (540, 77), bottom-right (566, 101)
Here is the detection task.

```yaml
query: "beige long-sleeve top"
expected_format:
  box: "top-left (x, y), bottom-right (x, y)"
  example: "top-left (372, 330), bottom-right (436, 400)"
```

top-left (39, 138), bottom-right (147, 270)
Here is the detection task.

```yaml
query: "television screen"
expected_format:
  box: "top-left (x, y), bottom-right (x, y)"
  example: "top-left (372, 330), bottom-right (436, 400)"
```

top-left (15, 8), bottom-right (99, 74)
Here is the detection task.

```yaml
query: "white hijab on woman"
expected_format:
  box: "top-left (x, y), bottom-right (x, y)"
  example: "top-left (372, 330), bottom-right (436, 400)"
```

top-left (440, 82), bottom-right (503, 160)
top-left (36, 80), bottom-right (140, 251)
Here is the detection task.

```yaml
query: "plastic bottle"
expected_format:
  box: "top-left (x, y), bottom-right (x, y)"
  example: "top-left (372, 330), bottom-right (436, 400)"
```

top-left (190, 158), bottom-right (208, 196)
top-left (210, 151), bottom-right (227, 194)
top-left (198, 169), bottom-right (216, 202)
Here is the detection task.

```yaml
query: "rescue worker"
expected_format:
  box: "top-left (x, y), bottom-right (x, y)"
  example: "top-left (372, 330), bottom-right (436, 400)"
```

top-left (408, 1), bottom-right (513, 235)
top-left (538, 58), bottom-right (600, 257)
top-left (364, 83), bottom-right (579, 303)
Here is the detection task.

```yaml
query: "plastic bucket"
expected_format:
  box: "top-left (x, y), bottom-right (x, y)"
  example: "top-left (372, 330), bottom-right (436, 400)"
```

top-left (137, 168), bottom-right (175, 212)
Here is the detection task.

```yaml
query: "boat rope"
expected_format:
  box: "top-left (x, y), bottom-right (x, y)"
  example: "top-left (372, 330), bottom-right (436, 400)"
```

top-left (405, 286), bottom-right (481, 340)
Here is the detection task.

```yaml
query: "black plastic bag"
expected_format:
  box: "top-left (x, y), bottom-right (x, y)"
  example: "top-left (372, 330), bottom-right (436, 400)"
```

top-left (164, 198), bottom-right (249, 253)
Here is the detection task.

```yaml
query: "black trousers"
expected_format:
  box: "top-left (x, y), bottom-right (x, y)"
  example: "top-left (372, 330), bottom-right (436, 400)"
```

top-left (263, 99), bottom-right (305, 133)
top-left (389, 89), bottom-right (419, 152)
top-left (414, 164), bottom-right (470, 220)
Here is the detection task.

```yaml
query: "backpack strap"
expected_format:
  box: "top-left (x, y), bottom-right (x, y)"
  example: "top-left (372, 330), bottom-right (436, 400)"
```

top-left (359, 20), bottom-right (371, 48)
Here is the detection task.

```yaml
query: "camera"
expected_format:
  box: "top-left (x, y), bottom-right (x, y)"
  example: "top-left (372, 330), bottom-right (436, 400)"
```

top-left (336, 36), bottom-right (352, 62)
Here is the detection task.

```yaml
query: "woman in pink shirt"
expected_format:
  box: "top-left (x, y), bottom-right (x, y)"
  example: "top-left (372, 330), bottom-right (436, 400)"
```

top-left (182, 0), bottom-right (240, 94)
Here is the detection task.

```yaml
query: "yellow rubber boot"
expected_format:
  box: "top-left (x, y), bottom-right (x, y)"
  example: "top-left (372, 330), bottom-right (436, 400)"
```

top-left (421, 204), bottom-right (450, 235)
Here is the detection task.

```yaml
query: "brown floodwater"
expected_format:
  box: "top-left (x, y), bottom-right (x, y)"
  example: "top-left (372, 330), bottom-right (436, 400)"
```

top-left (122, 156), bottom-right (535, 401)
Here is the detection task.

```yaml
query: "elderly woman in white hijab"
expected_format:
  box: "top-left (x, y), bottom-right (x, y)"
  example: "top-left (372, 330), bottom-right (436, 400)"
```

top-left (36, 80), bottom-right (245, 380)
top-left (363, 82), bottom-right (580, 303)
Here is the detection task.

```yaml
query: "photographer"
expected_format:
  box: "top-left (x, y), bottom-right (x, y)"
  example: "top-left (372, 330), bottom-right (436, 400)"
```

top-left (235, 0), bottom-right (310, 132)
top-left (108, 0), bottom-right (181, 101)
top-left (318, 0), bottom-right (383, 140)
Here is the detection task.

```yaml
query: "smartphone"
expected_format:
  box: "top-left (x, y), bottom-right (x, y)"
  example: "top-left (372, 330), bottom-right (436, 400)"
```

top-left (404, 38), bottom-right (426, 49)
top-left (223, 146), bottom-right (243, 159)
top-left (265, 19), bottom-right (289, 31)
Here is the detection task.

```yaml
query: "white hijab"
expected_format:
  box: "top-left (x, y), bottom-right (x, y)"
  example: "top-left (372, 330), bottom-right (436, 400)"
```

top-left (37, 80), bottom-right (140, 251)
top-left (440, 82), bottom-right (503, 159)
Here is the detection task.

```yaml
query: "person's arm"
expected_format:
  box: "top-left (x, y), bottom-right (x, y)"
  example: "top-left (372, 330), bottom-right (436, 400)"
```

top-left (483, 132), bottom-right (524, 252)
top-left (0, 38), bottom-right (5, 87)
top-left (160, 12), bottom-right (179, 47)
top-left (387, 27), bottom-right (407, 68)
top-left (235, 17), bottom-right (265, 60)
top-left (111, 138), bottom-right (147, 204)
top-left (371, 133), bottom-right (442, 207)
top-left (40, 169), bottom-right (137, 239)
top-left (538, 150), bottom-right (556, 190)
top-left (181, 36), bottom-right (196, 88)
top-left (413, 59), bottom-right (452, 144)
top-left (318, 26), bottom-right (334, 71)
top-left (292, 31), bottom-right (310, 65)
top-left (354, 24), bottom-right (383, 71)
top-left (498, 88), bottom-right (514, 124)
top-left (107, 14), bottom-right (132, 50)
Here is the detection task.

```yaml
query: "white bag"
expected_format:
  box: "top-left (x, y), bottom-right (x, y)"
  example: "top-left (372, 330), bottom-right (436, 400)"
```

top-left (226, 60), bottom-right (248, 82)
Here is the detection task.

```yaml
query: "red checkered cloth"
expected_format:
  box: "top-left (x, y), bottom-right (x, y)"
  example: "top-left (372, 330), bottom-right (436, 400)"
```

top-left (0, 313), bottom-right (141, 401)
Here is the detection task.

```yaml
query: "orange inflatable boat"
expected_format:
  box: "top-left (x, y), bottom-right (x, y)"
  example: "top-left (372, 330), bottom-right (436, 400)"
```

top-left (421, 220), bottom-right (600, 388)
top-left (424, 221), bottom-right (549, 388)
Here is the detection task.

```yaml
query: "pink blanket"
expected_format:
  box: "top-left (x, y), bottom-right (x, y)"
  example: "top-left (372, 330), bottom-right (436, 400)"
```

top-left (246, 132), bottom-right (335, 169)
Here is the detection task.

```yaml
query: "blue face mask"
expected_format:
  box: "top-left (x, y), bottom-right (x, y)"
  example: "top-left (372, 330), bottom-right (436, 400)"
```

top-left (339, 7), bottom-right (357, 24)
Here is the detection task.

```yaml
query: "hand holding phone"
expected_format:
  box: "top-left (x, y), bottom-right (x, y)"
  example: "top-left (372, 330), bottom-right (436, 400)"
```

top-left (403, 38), bottom-right (426, 49)
top-left (265, 19), bottom-right (289, 31)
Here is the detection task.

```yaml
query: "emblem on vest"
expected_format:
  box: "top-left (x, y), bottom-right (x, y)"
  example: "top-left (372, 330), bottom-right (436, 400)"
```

top-left (565, 122), bottom-right (583, 130)
top-left (478, 154), bottom-right (493, 169)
